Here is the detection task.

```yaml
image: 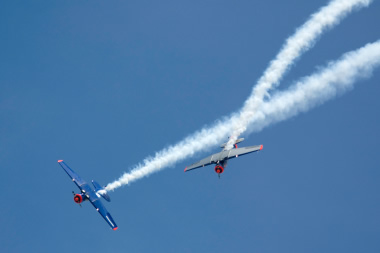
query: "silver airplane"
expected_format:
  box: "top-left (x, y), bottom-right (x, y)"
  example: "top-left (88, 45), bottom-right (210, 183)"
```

top-left (184, 138), bottom-right (263, 178)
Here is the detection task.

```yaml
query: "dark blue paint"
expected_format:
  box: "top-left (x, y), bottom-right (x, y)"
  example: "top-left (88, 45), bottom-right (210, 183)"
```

top-left (58, 160), bottom-right (118, 230)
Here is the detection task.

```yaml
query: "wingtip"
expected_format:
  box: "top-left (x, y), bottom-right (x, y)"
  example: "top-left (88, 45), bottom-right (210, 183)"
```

top-left (113, 227), bottom-right (118, 231)
top-left (260, 145), bottom-right (263, 150)
top-left (58, 160), bottom-right (63, 163)
top-left (184, 167), bottom-right (187, 172)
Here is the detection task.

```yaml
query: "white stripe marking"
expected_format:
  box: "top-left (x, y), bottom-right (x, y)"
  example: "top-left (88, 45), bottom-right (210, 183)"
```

top-left (106, 216), bottom-right (114, 227)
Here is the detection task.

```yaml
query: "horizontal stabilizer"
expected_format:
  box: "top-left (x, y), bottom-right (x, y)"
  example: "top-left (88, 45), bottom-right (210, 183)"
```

top-left (220, 138), bottom-right (245, 148)
top-left (92, 180), bottom-right (111, 202)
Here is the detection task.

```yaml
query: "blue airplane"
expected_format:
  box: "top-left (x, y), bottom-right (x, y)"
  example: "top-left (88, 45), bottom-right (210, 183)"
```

top-left (58, 160), bottom-right (118, 230)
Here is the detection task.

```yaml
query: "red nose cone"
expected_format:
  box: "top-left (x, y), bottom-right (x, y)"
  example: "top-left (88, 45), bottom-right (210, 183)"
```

top-left (260, 145), bottom-right (263, 150)
top-left (74, 194), bottom-right (83, 203)
top-left (113, 227), bottom-right (118, 231)
top-left (214, 165), bottom-right (224, 174)
top-left (58, 160), bottom-right (63, 162)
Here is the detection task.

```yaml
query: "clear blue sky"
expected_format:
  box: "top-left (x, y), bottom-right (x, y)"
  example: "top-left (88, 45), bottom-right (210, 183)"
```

top-left (1, 1), bottom-right (380, 252)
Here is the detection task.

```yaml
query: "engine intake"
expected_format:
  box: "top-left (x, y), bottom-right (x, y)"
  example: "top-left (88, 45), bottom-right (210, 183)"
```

top-left (214, 165), bottom-right (224, 174)
top-left (74, 194), bottom-right (85, 204)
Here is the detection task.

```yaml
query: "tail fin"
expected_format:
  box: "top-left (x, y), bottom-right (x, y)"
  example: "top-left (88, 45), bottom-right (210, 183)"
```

top-left (92, 180), bottom-right (111, 202)
top-left (220, 137), bottom-right (245, 148)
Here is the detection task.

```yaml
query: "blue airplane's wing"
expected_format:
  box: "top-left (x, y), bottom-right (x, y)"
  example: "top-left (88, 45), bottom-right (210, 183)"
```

top-left (57, 160), bottom-right (118, 230)
top-left (58, 160), bottom-right (87, 189)
top-left (90, 197), bottom-right (118, 230)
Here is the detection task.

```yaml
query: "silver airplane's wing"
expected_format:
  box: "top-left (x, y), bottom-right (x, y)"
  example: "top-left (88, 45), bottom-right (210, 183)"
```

top-left (185, 145), bottom-right (263, 172)
top-left (227, 145), bottom-right (263, 159)
top-left (184, 153), bottom-right (218, 172)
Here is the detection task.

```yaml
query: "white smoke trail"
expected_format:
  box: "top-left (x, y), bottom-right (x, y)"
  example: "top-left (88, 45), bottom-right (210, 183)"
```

top-left (243, 40), bottom-right (380, 136)
top-left (106, 118), bottom-right (237, 190)
top-left (105, 40), bottom-right (380, 191)
top-left (225, 0), bottom-right (373, 149)
top-left (105, 0), bottom-right (374, 191)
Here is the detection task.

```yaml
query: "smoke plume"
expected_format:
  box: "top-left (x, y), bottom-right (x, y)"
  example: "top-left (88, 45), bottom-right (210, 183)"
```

top-left (105, 0), bottom-right (375, 191)
top-left (225, 0), bottom-right (372, 149)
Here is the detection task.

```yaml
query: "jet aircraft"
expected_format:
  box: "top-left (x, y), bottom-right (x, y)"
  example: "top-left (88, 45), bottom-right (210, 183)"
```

top-left (184, 138), bottom-right (263, 177)
top-left (57, 160), bottom-right (118, 230)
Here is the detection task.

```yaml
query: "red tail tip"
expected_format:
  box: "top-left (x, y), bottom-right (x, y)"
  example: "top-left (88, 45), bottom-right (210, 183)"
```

top-left (184, 167), bottom-right (187, 172)
top-left (113, 227), bottom-right (118, 231)
top-left (58, 160), bottom-right (63, 162)
top-left (260, 145), bottom-right (263, 150)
